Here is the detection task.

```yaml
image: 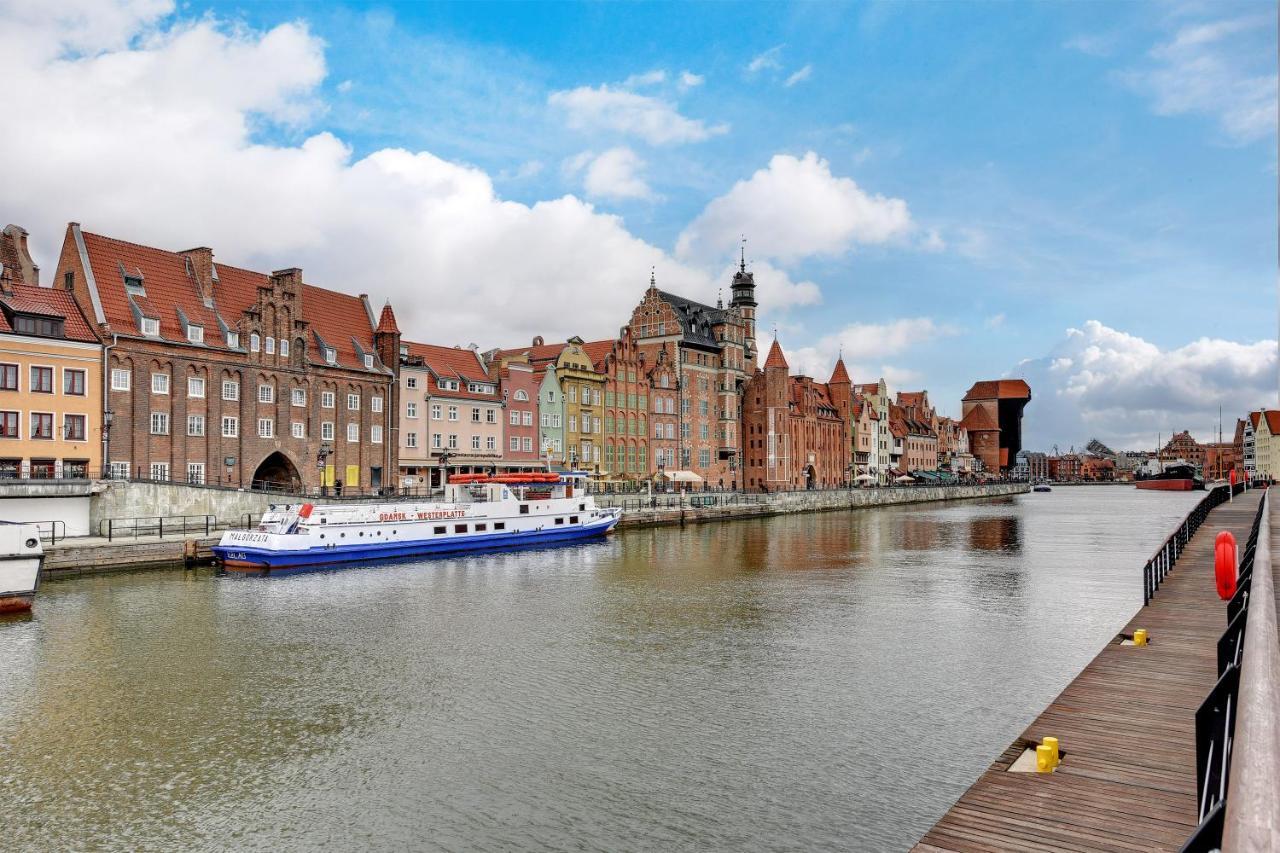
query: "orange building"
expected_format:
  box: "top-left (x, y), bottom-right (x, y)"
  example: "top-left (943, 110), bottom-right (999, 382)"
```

top-left (0, 225), bottom-right (102, 478)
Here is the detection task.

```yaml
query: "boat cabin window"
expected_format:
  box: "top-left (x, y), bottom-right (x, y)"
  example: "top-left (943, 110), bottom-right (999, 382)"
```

top-left (570, 516), bottom-right (579, 524)
top-left (519, 504), bottom-right (529, 515)
top-left (555, 517), bottom-right (564, 525)
top-left (454, 524), bottom-right (468, 534)
top-left (475, 523), bottom-right (487, 532)
top-left (434, 526), bottom-right (445, 535)
top-left (494, 522), bottom-right (506, 531)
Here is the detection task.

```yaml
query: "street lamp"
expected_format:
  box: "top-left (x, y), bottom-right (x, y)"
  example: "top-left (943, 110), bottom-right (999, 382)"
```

top-left (317, 442), bottom-right (333, 495)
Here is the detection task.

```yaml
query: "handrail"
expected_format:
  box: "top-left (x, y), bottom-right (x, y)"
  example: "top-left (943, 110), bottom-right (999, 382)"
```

top-left (100, 514), bottom-right (215, 542)
top-left (1144, 483), bottom-right (1239, 606)
top-left (28, 519), bottom-right (66, 544)
top-left (1222, 490), bottom-right (1280, 852)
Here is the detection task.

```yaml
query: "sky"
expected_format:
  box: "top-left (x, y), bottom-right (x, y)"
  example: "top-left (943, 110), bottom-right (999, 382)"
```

top-left (0, 0), bottom-right (1275, 451)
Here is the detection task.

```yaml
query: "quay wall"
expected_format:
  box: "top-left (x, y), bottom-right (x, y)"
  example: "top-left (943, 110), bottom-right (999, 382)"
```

top-left (87, 480), bottom-right (347, 534)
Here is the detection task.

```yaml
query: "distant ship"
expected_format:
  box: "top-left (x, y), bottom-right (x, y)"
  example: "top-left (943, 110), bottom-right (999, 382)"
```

top-left (1134, 459), bottom-right (1204, 491)
top-left (213, 472), bottom-right (622, 572)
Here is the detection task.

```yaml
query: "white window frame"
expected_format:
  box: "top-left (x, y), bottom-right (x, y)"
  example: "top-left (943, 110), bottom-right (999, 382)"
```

top-left (279, 339), bottom-right (289, 358)
top-left (265, 336), bottom-right (275, 355)
top-left (150, 412), bottom-right (169, 435)
top-left (187, 414), bottom-right (205, 436)
top-left (407, 402), bottom-right (418, 418)
top-left (149, 462), bottom-right (169, 481)
top-left (187, 462), bottom-right (205, 484)
top-left (292, 388), bottom-right (306, 407)
top-left (221, 416), bottom-right (238, 438)
top-left (347, 393), bottom-right (360, 411)
top-left (431, 404), bottom-right (442, 420)
top-left (510, 411), bottom-right (519, 425)
top-left (406, 432), bottom-right (418, 448)
top-left (291, 421), bottom-right (305, 439)
top-left (187, 377), bottom-right (205, 398)
top-left (363, 354), bottom-right (374, 370)
top-left (471, 435), bottom-right (481, 450)
top-left (225, 331), bottom-right (240, 349)
top-left (325, 347), bottom-right (337, 365)
top-left (258, 383), bottom-right (274, 404)
top-left (141, 317), bottom-right (160, 336)
top-left (258, 417), bottom-right (274, 438)
top-left (111, 368), bottom-right (131, 391)
top-left (371, 396), bottom-right (383, 413)
top-left (187, 325), bottom-right (204, 344)
top-left (151, 373), bottom-right (169, 395)
top-left (347, 422), bottom-right (359, 442)
top-left (432, 433), bottom-right (442, 449)
top-left (371, 425), bottom-right (383, 444)
top-left (510, 436), bottom-right (519, 451)
top-left (250, 333), bottom-right (260, 352)
top-left (321, 421), bottom-right (334, 441)
top-left (222, 380), bottom-right (239, 401)
top-left (447, 405), bottom-right (458, 422)
top-left (322, 391), bottom-right (335, 409)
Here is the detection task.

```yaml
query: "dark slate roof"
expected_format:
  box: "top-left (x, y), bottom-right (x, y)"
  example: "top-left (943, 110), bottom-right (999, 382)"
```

top-left (656, 290), bottom-right (726, 349)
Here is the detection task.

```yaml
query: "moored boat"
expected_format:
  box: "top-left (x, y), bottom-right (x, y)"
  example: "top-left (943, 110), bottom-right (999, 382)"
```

top-left (1134, 460), bottom-right (1204, 491)
top-left (0, 522), bottom-right (44, 613)
top-left (213, 473), bottom-right (622, 571)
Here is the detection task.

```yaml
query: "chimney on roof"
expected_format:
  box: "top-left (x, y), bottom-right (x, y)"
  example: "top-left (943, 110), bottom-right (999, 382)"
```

top-left (180, 247), bottom-right (215, 303)
top-left (2, 225), bottom-right (40, 287)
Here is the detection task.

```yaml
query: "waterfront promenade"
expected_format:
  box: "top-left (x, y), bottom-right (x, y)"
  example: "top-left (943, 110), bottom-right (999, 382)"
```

top-left (914, 488), bottom-right (1265, 852)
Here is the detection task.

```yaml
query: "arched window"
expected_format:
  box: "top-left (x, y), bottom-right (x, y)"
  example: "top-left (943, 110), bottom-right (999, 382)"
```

top-left (249, 333), bottom-right (260, 352)
top-left (514, 389), bottom-right (528, 402)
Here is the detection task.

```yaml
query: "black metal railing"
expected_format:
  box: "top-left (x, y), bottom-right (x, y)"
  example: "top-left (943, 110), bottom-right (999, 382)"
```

top-left (1182, 489), bottom-right (1273, 852)
top-left (28, 519), bottom-right (66, 544)
top-left (1143, 483), bottom-right (1243, 606)
top-left (100, 515), bottom-right (216, 542)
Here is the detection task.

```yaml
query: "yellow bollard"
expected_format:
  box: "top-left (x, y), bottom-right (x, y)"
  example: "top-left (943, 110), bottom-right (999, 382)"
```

top-left (1042, 737), bottom-right (1060, 767)
top-left (1134, 629), bottom-right (1148, 647)
top-left (1036, 744), bottom-right (1055, 773)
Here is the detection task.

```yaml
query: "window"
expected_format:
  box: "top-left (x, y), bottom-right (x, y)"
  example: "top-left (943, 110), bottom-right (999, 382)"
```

top-left (541, 414), bottom-right (549, 428)
top-left (371, 425), bottom-right (383, 444)
top-left (447, 434), bottom-right (458, 449)
top-left (439, 379), bottom-right (459, 391)
top-left (150, 412), bottom-right (169, 435)
top-left (510, 411), bottom-right (519, 425)
top-left (434, 526), bottom-right (445, 535)
top-left (363, 354), bottom-right (374, 370)
top-left (265, 336), bottom-right (275, 355)
top-left (485, 408), bottom-right (496, 424)
top-left (347, 393), bottom-right (360, 411)
top-left (467, 382), bottom-right (494, 394)
top-left (522, 412), bottom-right (532, 426)
top-left (447, 405), bottom-right (458, 421)
top-left (258, 418), bottom-right (274, 438)
top-left (569, 416), bottom-right (577, 433)
top-left (432, 433), bottom-right (442, 449)
top-left (454, 524), bottom-right (468, 534)
top-left (325, 347), bottom-right (337, 365)
top-left (515, 390), bottom-right (528, 402)
top-left (187, 377), bottom-right (205, 398)
top-left (552, 415), bottom-right (561, 428)
top-left (63, 369), bottom-right (87, 396)
top-left (0, 364), bottom-right (17, 392)
top-left (407, 432), bottom-right (418, 448)
top-left (292, 388), bottom-right (306, 407)
top-left (494, 522), bottom-right (506, 531)
top-left (475, 523), bottom-right (487, 532)
top-left (347, 423), bottom-right (358, 442)
top-left (226, 331), bottom-right (240, 349)
top-left (149, 462), bottom-right (169, 481)
top-left (322, 391), bottom-right (335, 408)
top-left (471, 435), bottom-right (481, 450)
top-left (510, 436), bottom-right (519, 451)
top-left (149, 372), bottom-right (168, 395)
top-left (250, 333), bottom-right (260, 352)
top-left (471, 407), bottom-right (481, 423)
top-left (141, 317), bottom-right (160, 336)
top-left (407, 402), bottom-right (418, 418)
top-left (292, 422), bottom-right (305, 439)
top-left (31, 366), bottom-right (53, 393)
top-left (522, 437), bottom-right (532, 452)
top-left (0, 411), bottom-right (16, 438)
top-left (222, 380), bottom-right (239, 401)
top-left (486, 436), bottom-right (495, 451)
top-left (109, 461), bottom-right (129, 479)
top-left (655, 423), bottom-right (663, 438)
top-left (407, 377), bottom-right (418, 390)
top-left (321, 421), bottom-right (334, 440)
top-left (430, 404), bottom-right (442, 420)
top-left (372, 396), bottom-right (383, 413)
top-left (699, 449), bottom-right (711, 468)
top-left (569, 386), bottom-right (577, 403)
top-left (186, 462), bottom-right (205, 485)
top-left (187, 325), bottom-right (204, 344)
top-left (221, 416), bottom-right (238, 437)
top-left (187, 414), bottom-right (205, 436)
top-left (66, 414), bottom-right (89, 441)
top-left (279, 339), bottom-right (289, 357)
top-left (257, 383), bottom-right (274, 404)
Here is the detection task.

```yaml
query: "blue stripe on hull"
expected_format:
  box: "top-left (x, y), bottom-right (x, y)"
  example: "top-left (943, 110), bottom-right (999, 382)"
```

top-left (213, 518), bottom-right (619, 570)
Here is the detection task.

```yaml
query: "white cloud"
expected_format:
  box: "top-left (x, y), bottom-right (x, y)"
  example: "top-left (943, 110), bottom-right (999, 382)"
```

top-left (783, 65), bottom-right (812, 87)
top-left (985, 313), bottom-right (1005, 329)
top-left (1021, 320), bottom-right (1278, 450)
top-left (622, 69), bottom-right (666, 88)
top-left (548, 83), bottom-right (728, 145)
top-left (777, 317), bottom-right (958, 387)
top-left (676, 152), bottom-right (914, 263)
top-left (678, 70), bottom-right (704, 90)
top-left (747, 44), bottom-right (784, 75)
top-left (1124, 12), bottom-right (1276, 144)
top-left (0, 8), bottom-right (754, 350)
top-left (565, 147), bottom-right (653, 200)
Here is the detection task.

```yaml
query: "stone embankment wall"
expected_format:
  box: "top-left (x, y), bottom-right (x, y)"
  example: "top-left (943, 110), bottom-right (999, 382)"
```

top-left (87, 480), bottom-right (345, 534)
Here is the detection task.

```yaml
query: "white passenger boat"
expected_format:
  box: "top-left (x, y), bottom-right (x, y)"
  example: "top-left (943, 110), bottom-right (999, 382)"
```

top-left (213, 472), bottom-right (622, 572)
top-left (0, 522), bottom-right (44, 613)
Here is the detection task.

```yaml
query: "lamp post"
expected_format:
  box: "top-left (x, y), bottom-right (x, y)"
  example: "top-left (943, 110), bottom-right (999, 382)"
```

top-left (102, 409), bottom-right (113, 479)
top-left (317, 442), bottom-right (332, 496)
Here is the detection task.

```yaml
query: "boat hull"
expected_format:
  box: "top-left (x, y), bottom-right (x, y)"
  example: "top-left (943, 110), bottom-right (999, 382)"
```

top-left (214, 514), bottom-right (620, 571)
top-left (1135, 479), bottom-right (1199, 491)
top-left (0, 555), bottom-right (42, 613)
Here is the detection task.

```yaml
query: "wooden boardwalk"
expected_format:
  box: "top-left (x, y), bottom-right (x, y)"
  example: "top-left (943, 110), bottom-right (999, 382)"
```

top-left (914, 489), bottom-right (1265, 853)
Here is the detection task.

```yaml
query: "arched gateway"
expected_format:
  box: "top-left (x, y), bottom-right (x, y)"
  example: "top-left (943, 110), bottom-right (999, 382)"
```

top-left (252, 451), bottom-right (302, 492)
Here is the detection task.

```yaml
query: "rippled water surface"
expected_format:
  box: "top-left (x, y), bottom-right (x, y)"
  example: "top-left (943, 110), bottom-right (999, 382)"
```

top-left (0, 487), bottom-right (1201, 852)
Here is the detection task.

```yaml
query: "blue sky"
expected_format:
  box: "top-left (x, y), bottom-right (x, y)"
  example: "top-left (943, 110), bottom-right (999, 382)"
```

top-left (1, 0), bottom-right (1274, 448)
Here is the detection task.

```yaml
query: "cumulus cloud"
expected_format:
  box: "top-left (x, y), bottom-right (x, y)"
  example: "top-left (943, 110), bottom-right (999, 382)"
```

top-left (773, 317), bottom-right (957, 386)
top-left (784, 65), bottom-right (813, 87)
top-left (676, 152), bottom-right (914, 263)
top-left (564, 147), bottom-right (654, 200)
top-left (678, 70), bottom-right (704, 90)
top-left (1021, 320), bottom-right (1278, 450)
top-left (0, 7), bottom-right (764, 349)
top-left (747, 44), bottom-right (784, 75)
top-left (547, 83), bottom-right (728, 145)
top-left (1123, 12), bottom-right (1276, 144)
top-left (622, 69), bottom-right (665, 88)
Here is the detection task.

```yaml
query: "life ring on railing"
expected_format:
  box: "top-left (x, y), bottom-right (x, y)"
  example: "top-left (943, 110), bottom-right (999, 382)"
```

top-left (1214, 530), bottom-right (1237, 600)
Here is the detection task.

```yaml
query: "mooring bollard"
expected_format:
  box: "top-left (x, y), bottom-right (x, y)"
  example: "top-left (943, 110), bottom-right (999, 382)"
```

top-left (1134, 629), bottom-right (1148, 646)
top-left (1042, 737), bottom-right (1060, 768)
top-left (1036, 743), bottom-right (1056, 773)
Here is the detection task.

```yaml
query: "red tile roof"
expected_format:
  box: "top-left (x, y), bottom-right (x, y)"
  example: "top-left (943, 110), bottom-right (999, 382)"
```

top-left (963, 379), bottom-right (1031, 401)
top-left (1250, 411), bottom-right (1261, 430)
top-left (763, 339), bottom-right (788, 369)
top-left (0, 284), bottom-right (99, 343)
top-left (581, 339), bottom-right (616, 370)
top-left (375, 302), bottom-right (400, 334)
top-left (1265, 410), bottom-right (1280, 435)
top-left (403, 340), bottom-right (496, 400)
top-left (494, 341), bottom-right (568, 366)
top-left (829, 358), bottom-right (850, 384)
top-left (959, 406), bottom-right (999, 432)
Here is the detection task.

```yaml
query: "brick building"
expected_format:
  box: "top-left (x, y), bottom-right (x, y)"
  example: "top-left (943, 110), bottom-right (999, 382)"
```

top-left (647, 344), bottom-right (681, 474)
top-left (55, 224), bottom-right (399, 491)
top-left (960, 379), bottom-right (1031, 474)
top-left (1161, 430), bottom-right (1206, 468)
top-left (585, 329), bottom-right (651, 480)
top-left (741, 340), bottom-right (847, 490)
top-left (488, 354), bottom-right (541, 470)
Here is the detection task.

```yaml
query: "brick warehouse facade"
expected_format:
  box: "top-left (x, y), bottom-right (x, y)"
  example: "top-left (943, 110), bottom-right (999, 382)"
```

top-left (54, 224), bottom-right (399, 491)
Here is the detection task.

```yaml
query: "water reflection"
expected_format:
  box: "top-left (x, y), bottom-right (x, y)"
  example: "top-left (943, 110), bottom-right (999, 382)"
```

top-left (0, 487), bottom-right (1201, 852)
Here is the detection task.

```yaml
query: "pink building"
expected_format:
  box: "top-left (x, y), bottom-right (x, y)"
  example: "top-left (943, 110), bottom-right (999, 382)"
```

top-left (490, 354), bottom-right (542, 469)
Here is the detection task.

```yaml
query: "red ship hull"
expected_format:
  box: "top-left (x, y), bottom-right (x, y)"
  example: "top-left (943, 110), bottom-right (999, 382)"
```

top-left (1135, 479), bottom-right (1196, 491)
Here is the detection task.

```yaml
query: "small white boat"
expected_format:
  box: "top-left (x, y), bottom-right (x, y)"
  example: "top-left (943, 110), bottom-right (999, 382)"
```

top-left (213, 472), bottom-right (622, 572)
top-left (0, 522), bottom-right (44, 613)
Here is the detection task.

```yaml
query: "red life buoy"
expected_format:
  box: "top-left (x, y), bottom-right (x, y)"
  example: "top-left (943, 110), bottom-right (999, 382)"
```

top-left (299, 503), bottom-right (314, 518)
top-left (1214, 530), bottom-right (1237, 600)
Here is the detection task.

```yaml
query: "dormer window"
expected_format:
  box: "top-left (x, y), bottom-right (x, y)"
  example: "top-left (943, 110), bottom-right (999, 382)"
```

top-left (363, 354), bottom-right (374, 370)
top-left (467, 382), bottom-right (495, 394)
top-left (12, 314), bottom-right (65, 339)
top-left (141, 317), bottom-right (160, 336)
top-left (124, 275), bottom-right (145, 296)
top-left (187, 325), bottom-right (204, 344)
top-left (325, 347), bottom-right (337, 365)
top-left (225, 331), bottom-right (240, 349)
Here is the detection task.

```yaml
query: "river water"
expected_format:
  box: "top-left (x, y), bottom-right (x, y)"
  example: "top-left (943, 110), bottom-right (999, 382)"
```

top-left (0, 487), bottom-right (1201, 852)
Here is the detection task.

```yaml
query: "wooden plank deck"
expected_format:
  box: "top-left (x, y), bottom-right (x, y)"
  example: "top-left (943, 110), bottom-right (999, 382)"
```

top-left (914, 489), bottom-right (1264, 853)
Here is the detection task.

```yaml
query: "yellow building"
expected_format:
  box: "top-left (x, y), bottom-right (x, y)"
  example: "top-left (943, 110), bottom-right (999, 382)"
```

top-left (556, 337), bottom-right (606, 472)
top-left (0, 225), bottom-right (103, 478)
top-left (1252, 409), bottom-right (1280, 480)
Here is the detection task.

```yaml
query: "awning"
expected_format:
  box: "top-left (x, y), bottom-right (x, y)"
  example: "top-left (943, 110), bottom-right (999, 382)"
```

top-left (654, 470), bottom-right (704, 483)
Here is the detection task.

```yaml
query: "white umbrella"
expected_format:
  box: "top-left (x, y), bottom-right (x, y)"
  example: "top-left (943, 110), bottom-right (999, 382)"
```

top-left (895, 475), bottom-right (916, 483)
top-left (854, 474), bottom-right (877, 483)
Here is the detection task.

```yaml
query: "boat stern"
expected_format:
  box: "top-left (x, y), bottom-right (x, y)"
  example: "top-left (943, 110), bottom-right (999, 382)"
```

top-left (0, 523), bottom-right (44, 613)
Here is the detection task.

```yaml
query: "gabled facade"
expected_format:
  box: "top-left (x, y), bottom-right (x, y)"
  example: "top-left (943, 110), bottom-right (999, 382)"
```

top-left (855, 379), bottom-right (891, 483)
top-left (401, 341), bottom-right (501, 488)
top-left (0, 224), bottom-right (103, 479)
top-left (486, 352), bottom-right (541, 469)
top-left (585, 330), bottom-right (650, 480)
top-left (556, 337), bottom-right (605, 471)
top-left (55, 224), bottom-right (397, 491)
top-left (646, 343), bottom-right (680, 474)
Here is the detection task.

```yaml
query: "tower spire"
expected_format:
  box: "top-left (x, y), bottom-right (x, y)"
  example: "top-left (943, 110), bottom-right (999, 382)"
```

top-left (649, 265), bottom-right (656, 289)
top-left (740, 235), bottom-right (747, 273)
